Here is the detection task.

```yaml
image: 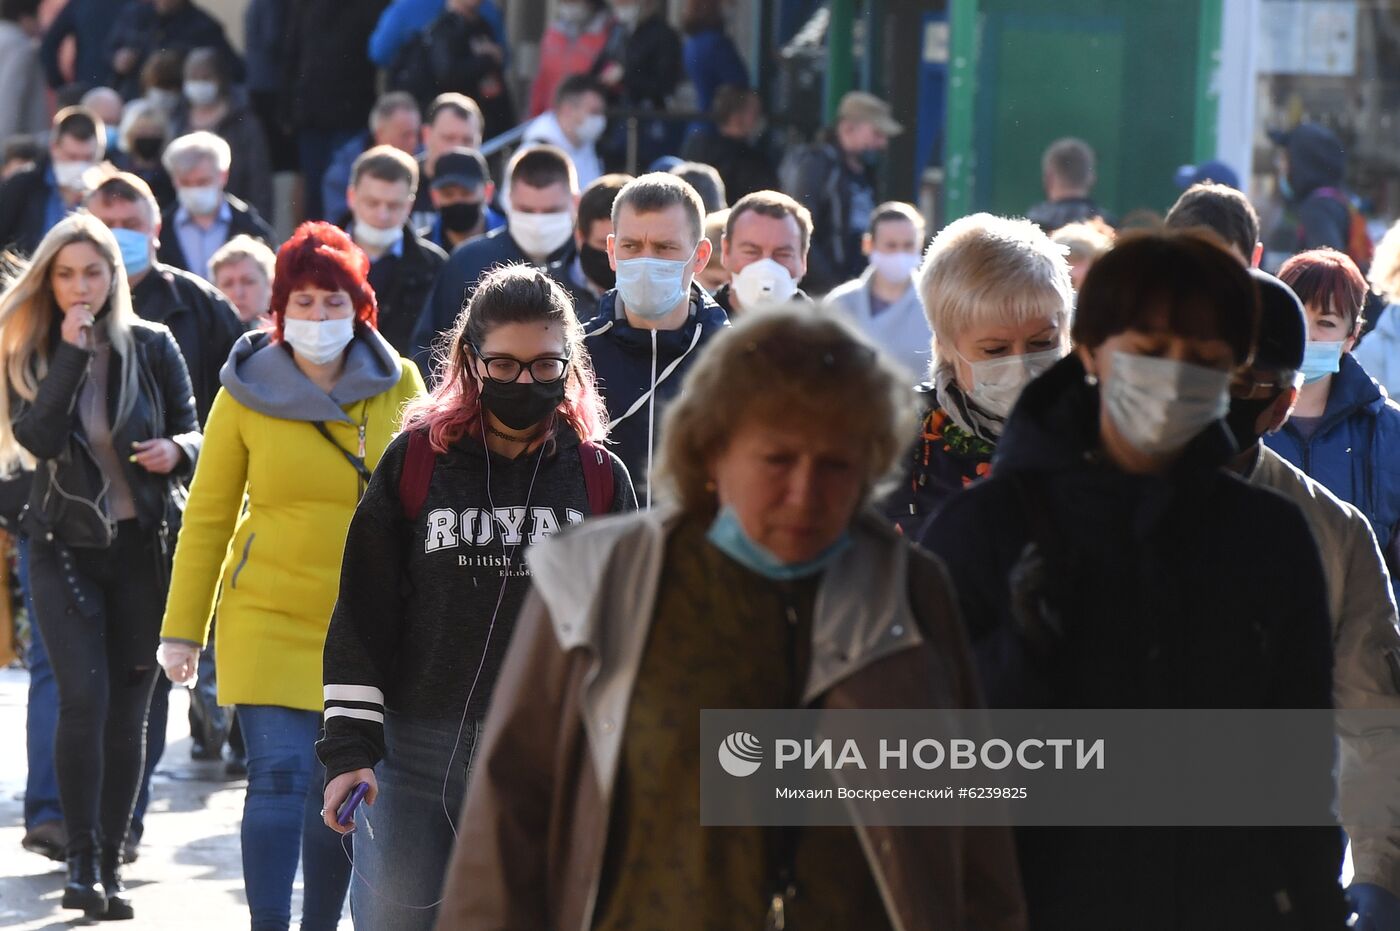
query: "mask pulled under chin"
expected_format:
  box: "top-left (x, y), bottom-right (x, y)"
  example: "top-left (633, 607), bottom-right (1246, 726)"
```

top-left (283, 317), bottom-right (356, 366)
top-left (479, 377), bottom-right (566, 432)
top-left (705, 505), bottom-right (851, 581)
top-left (354, 221), bottom-right (404, 251)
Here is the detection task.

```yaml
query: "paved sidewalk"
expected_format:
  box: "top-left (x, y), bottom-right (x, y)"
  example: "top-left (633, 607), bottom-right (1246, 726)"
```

top-left (0, 666), bottom-right (351, 928)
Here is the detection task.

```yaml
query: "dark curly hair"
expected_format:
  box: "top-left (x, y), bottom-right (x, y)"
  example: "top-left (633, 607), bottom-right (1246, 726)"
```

top-left (269, 221), bottom-right (378, 339)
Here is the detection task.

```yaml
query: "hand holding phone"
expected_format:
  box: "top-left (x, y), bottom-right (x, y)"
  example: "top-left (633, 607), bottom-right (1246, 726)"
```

top-left (337, 781), bottom-right (371, 826)
top-left (323, 769), bottom-right (377, 834)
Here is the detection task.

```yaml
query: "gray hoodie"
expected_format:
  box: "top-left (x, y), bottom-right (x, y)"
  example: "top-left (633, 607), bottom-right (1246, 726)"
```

top-left (218, 326), bottom-right (404, 422)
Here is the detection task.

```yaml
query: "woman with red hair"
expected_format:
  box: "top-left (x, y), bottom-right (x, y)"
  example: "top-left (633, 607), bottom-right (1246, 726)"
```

top-left (1265, 247), bottom-right (1400, 596)
top-left (315, 264), bottom-right (634, 928)
top-left (156, 221), bottom-right (425, 930)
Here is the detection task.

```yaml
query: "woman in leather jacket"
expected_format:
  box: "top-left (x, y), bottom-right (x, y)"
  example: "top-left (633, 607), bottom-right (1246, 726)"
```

top-left (0, 212), bottom-right (200, 921)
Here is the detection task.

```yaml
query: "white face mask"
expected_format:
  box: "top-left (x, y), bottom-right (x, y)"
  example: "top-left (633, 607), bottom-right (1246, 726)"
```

top-left (575, 113), bottom-right (607, 145)
top-left (283, 317), bottom-right (356, 366)
top-left (354, 220), bottom-right (404, 251)
top-left (1101, 351), bottom-right (1231, 457)
top-left (509, 210), bottom-right (575, 259)
top-left (183, 80), bottom-right (220, 107)
top-left (558, 1), bottom-right (589, 24)
top-left (869, 251), bottom-right (921, 285)
top-left (177, 185), bottom-right (222, 216)
top-left (145, 88), bottom-right (181, 112)
top-left (731, 258), bottom-right (798, 310)
top-left (615, 247), bottom-right (698, 319)
top-left (956, 346), bottom-right (1063, 420)
top-left (53, 160), bottom-right (95, 191)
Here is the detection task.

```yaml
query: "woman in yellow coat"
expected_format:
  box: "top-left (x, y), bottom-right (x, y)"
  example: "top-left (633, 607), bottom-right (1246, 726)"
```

top-left (157, 222), bottom-right (424, 931)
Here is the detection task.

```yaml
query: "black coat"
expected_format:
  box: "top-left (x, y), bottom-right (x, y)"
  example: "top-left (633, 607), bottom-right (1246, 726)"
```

top-left (917, 355), bottom-right (1345, 929)
top-left (156, 195), bottom-right (275, 277)
top-left (391, 9), bottom-right (515, 139)
top-left (681, 129), bottom-right (778, 203)
top-left (365, 225), bottom-right (447, 359)
top-left (104, 1), bottom-right (244, 100)
top-left (13, 320), bottom-right (201, 540)
top-left (0, 159), bottom-right (58, 256)
top-left (282, 0), bottom-right (387, 133)
top-left (591, 15), bottom-right (683, 110)
top-left (130, 264), bottom-right (244, 426)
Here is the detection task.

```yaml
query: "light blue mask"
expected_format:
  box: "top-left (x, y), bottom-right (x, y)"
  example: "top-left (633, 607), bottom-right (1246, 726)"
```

top-left (1300, 340), bottom-right (1344, 383)
top-left (615, 246), bottom-right (696, 319)
top-left (110, 227), bottom-right (151, 277)
top-left (706, 506), bottom-right (851, 581)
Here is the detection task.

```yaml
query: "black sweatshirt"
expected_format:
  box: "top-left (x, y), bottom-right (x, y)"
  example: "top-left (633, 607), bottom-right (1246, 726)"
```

top-left (317, 425), bottom-right (636, 781)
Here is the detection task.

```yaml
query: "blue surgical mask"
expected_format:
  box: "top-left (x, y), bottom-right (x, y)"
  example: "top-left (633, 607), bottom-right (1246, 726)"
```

top-left (110, 227), bottom-right (151, 277)
top-left (1278, 173), bottom-right (1295, 201)
top-left (615, 247), bottom-right (696, 319)
top-left (706, 505), bottom-right (851, 581)
top-left (1300, 340), bottom-right (1344, 384)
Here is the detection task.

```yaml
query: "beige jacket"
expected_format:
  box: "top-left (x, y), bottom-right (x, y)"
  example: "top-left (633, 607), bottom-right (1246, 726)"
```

top-left (1250, 446), bottom-right (1400, 892)
top-left (434, 506), bottom-right (1027, 931)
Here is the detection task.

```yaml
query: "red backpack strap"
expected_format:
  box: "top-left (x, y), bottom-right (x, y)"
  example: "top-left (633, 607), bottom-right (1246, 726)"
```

top-left (578, 440), bottom-right (614, 516)
top-left (398, 428), bottom-right (437, 521)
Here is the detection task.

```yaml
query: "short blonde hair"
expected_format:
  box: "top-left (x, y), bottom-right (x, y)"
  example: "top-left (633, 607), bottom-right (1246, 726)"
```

top-left (655, 305), bottom-right (918, 515)
top-left (1370, 219), bottom-right (1400, 304)
top-left (209, 234), bottom-right (275, 283)
top-left (1050, 219), bottom-right (1114, 263)
top-left (918, 213), bottom-right (1073, 369)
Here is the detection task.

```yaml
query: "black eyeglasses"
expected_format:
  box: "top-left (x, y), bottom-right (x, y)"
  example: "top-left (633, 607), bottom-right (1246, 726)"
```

top-left (469, 343), bottom-right (571, 384)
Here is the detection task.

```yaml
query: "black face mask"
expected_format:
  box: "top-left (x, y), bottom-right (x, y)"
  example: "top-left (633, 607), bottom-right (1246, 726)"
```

top-left (131, 136), bottom-right (164, 161)
top-left (479, 377), bottom-right (566, 431)
top-left (1225, 396), bottom-right (1277, 451)
top-left (440, 201), bottom-right (483, 234)
top-left (579, 243), bottom-right (615, 290)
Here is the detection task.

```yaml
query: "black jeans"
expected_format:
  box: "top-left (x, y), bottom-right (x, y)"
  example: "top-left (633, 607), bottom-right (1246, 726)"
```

top-left (27, 520), bottom-right (165, 852)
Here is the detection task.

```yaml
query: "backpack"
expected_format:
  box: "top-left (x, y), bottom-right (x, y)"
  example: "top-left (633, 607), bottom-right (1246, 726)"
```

top-left (1300, 187), bottom-right (1374, 269)
top-left (397, 428), bottom-right (615, 521)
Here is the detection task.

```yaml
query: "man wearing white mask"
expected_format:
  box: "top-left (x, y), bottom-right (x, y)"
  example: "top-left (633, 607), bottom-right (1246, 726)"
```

top-left (0, 106), bottom-right (105, 255)
top-left (585, 172), bottom-right (728, 505)
top-left (412, 144), bottom-right (590, 375)
top-left (712, 189), bottom-right (813, 319)
top-left (826, 201), bottom-right (932, 381)
top-left (345, 146), bottom-right (446, 357)
top-left (524, 74), bottom-right (607, 189)
top-left (157, 132), bottom-right (273, 284)
top-left (178, 47), bottom-right (273, 217)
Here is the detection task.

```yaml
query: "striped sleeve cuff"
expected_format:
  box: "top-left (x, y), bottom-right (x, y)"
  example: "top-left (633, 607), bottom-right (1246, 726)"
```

top-left (324, 684), bottom-right (386, 723)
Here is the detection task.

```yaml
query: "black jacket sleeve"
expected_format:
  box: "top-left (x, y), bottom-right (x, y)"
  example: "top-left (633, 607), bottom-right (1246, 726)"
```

top-left (39, 5), bottom-right (75, 89)
top-left (13, 341), bottom-right (90, 461)
top-left (791, 149), bottom-right (841, 294)
top-left (149, 327), bottom-right (203, 476)
top-left (317, 433), bottom-right (412, 782)
top-left (196, 284), bottom-right (245, 411)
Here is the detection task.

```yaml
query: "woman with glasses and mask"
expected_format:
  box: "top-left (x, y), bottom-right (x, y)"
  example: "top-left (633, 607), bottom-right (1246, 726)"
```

top-left (882, 213), bottom-right (1073, 535)
top-left (433, 306), bottom-right (1025, 930)
top-left (918, 231), bottom-right (1344, 928)
top-left (317, 264), bottom-right (635, 930)
top-left (157, 221), bottom-right (424, 931)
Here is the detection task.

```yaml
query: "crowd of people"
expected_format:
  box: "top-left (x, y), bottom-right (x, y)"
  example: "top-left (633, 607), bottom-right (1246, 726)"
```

top-left (2, 1), bottom-right (1400, 930)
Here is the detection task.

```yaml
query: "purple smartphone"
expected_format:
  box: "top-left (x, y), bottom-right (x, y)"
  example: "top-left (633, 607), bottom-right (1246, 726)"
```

top-left (336, 782), bottom-right (371, 826)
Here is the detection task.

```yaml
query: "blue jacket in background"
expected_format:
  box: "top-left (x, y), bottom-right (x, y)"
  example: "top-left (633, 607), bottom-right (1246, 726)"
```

top-left (39, 0), bottom-right (135, 89)
top-left (411, 225), bottom-right (583, 376)
top-left (682, 28), bottom-right (749, 117)
top-left (583, 285), bottom-right (728, 507)
top-left (368, 0), bottom-right (506, 69)
top-left (1265, 352), bottom-right (1400, 567)
top-left (243, 0), bottom-right (286, 93)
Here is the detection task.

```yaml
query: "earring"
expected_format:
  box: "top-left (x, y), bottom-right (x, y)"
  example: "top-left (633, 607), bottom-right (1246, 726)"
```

top-left (1084, 372), bottom-right (1099, 387)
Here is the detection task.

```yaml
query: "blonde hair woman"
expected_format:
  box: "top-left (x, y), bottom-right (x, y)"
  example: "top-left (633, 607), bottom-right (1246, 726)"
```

top-left (1, 212), bottom-right (200, 921)
top-left (883, 213), bottom-right (1073, 534)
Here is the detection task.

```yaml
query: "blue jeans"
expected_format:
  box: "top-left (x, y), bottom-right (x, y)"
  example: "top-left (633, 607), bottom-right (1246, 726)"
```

top-left (19, 538), bottom-right (62, 830)
top-left (239, 704), bottom-right (351, 931)
top-left (349, 711), bottom-right (484, 931)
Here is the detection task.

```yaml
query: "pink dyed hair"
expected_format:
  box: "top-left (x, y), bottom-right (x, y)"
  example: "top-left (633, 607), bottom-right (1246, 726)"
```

top-left (401, 264), bottom-right (609, 452)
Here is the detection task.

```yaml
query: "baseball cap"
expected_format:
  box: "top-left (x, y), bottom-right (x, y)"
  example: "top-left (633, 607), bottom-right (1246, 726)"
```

top-left (431, 148), bottom-right (489, 190)
top-left (1174, 159), bottom-right (1240, 191)
top-left (836, 92), bottom-right (903, 137)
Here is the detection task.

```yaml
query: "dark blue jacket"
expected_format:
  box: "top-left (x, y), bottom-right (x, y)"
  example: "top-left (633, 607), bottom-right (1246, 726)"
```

top-left (411, 225), bottom-right (583, 375)
top-left (583, 285), bottom-right (727, 507)
top-left (40, 0), bottom-right (135, 88)
top-left (1265, 352), bottom-right (1400, 572)
top-left (682, 28), bottom-right (748, 116)
top-left (104, 1), bottom-right (245, 100)
top-left (918, 354), bottom-right (1343, 929)
top-left (368, 0), bottom-right (504, 69)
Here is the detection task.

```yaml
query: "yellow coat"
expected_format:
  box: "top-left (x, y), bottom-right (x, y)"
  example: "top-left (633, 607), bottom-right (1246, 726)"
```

top-left (161, 343), bottom-right (424, 712)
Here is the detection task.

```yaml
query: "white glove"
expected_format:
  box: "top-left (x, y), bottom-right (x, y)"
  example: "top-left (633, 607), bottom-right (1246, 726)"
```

top-left (156, 640), bottom-right (200, 688)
